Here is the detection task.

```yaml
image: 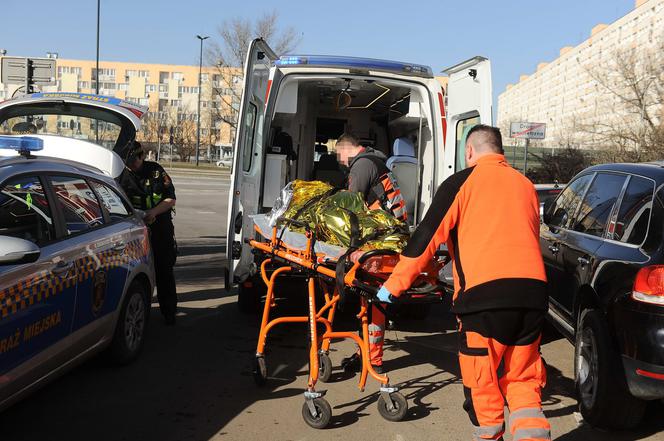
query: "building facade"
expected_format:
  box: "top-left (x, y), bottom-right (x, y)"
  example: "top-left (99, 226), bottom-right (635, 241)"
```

top-left (0, 57), bottom-right (242, 160)
top-left (497, 0), bottom-right (664, 148)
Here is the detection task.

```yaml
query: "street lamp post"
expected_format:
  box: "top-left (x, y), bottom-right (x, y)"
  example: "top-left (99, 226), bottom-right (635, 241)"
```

top-left (196, 35), bottom-right (209, 167)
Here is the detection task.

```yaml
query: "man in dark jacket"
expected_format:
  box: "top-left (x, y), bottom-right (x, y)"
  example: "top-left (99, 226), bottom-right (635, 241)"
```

top-left (335, 133), bottom-right (389, 373)
top-left (118, 142), bottom-right (178, 325)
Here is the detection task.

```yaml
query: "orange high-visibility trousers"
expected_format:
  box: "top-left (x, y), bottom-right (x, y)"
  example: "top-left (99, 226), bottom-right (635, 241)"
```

top-left (368, 303), bottom-right (385, 366)
top-left (458, 309), bottom-right (550, 441)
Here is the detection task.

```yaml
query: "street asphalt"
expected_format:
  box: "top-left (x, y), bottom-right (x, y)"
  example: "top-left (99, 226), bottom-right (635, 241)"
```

top-left (0, 168), bottom-right (662, 441)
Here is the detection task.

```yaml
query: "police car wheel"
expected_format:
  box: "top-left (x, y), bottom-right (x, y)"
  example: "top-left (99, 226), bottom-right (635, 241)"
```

top-left (109, 281), bottom-right (149, 365)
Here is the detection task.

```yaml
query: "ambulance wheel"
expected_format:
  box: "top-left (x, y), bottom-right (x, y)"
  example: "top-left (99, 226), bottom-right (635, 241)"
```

top-left (318, 353), bottom-right (332, 383)
top-left (238, 278), bottom-right (262, 314)
top-left (377, 392), bottom-right (408, 422)
top-left (253, 356), bottom-right (268, 387)
top-left (302, 398), bottom-right (332, 429)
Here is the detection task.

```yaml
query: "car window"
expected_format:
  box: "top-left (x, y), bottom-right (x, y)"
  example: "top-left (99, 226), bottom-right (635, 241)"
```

top-left (51, 176), bottom-right (104, 234)
top-left (0, 176), bottom-right (55, 245)
top-left (546, 174), bottom-right (593, 229)
top-left (612, 176), bottom-right (654, 245)
top-left (90, 181), bottom-right (131, 221)
top-left (572, 173), bottom-right (626, 237)
top-left (242, 103), bottom-right (257, 172)
top-left (455, 115), bottom-right (480, 171)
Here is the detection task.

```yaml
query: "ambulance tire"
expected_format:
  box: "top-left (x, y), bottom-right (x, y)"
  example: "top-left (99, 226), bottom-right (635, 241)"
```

top-left (377, 391), bottom-right (408, 422)
top-left (109, 281), bottom-right (149, 365)
top-left (575, 308), bottom-right (646, 429)
top-left (238, 278), bottom-right (263, 314)
top-left (302, 398), bottom-right (332, 429)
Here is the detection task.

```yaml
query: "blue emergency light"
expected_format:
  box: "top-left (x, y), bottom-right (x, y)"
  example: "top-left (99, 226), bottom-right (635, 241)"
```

top-left (275, 55), bottom-right (434, 78)
top-left (0, 135), bottom-right (44, 155)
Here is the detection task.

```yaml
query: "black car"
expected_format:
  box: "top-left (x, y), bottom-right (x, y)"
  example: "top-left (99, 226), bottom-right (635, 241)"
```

top-left (540, 162), bottom-right (664, 429)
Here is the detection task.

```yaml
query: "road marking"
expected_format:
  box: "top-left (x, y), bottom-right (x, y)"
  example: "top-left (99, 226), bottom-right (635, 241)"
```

top-left (197, 211), bottom-right (216, 214)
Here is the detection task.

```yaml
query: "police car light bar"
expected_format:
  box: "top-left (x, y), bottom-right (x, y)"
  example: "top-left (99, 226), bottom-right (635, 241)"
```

top-left (0, 135), bottom-right (44, 155)
top-left (275, 55), bottom-right (434, 78)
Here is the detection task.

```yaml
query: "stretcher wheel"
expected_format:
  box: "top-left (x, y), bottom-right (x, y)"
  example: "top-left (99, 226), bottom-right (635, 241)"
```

top-left (302, 398), bottom-right (332, 429)
top-left (318, 353), bottom-right (332, 383)
top-left (253, 356), bottom-right (268, 386)
top-left (377, 392), bottom-right (408, 422)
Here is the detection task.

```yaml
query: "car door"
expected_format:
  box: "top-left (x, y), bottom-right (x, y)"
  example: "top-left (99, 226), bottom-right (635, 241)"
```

top-left (47, 175), bottom-right (120, 343)
top-left (559, 172), bottom-right (628, 315)
top-left (541, 173), bottom-right (594, 324)
top-left (441, 56), bottom-right (492, 179)
top-left (226, 38), bottom-right (279, 286)
top-left (0, 174), bottom-right (77, 395)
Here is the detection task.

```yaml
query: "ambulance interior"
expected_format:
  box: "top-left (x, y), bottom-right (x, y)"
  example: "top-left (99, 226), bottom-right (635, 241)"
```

top-left (262, 75), bottom-right (435, 223)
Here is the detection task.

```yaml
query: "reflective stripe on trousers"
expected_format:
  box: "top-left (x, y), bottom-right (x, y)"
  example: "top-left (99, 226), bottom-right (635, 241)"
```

top-left (472, 423), bottom-right (504, 440)
top-left (368, 304), bottom-right (385, 365)
top-left (510, 408), bottom-right (550, 440)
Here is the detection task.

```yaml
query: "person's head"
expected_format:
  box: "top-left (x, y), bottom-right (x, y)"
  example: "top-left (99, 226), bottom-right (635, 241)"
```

top-left (335, 133), bottom-right (364, 166)
top-left (126, 141), bottom-right (146, 172)
top-left (465, 124), bottom-right (504, 167)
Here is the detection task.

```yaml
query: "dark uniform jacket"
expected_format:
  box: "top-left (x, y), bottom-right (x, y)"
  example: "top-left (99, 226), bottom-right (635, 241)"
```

top-left (348, 147), bottom-right (389, 206)
top-left (118, 161), bottom-right (176, 232)
top-left (383, 154), bottom-right (547, 314)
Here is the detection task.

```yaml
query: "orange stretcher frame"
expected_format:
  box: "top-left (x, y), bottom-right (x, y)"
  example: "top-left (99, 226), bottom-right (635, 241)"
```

top-left (247, 222), bottom-right (447, 429)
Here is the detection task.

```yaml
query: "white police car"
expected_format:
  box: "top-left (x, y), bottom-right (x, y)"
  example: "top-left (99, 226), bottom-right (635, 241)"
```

top-left (0, 93), bottom-right (155, 411)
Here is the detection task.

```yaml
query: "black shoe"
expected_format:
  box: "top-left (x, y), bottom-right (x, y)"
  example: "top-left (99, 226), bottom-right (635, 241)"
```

top-left (164, 315), bottom-right (176, 326)
top-left (372, 364), bottom-right (384, 374)
top-left (341, 353), bottom-right (361, 372)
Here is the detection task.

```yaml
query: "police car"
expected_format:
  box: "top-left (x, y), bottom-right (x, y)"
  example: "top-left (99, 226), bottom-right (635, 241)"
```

top-left (0, 93), bottom-right (155, 410)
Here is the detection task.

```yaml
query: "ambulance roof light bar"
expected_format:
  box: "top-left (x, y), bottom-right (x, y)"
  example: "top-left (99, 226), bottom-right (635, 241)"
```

top-left (0, 135), bottom-right (44, 157)
top-left (276, 55), bottom-right (434, 78)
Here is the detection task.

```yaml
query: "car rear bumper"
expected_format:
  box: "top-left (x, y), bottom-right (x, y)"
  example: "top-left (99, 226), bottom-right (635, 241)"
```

top-left (622, 356), bottom-right (664, 400)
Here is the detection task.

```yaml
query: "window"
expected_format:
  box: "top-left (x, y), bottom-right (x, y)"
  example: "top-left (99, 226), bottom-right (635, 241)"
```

top-left (91, 182), bottom-right (131, 221)
top-left (50, 177), bottom-right (103, 235)
top-left (546, 174), bottom-right (593, 229)
top-left (612, 176), bottom-right (654, 245)
top-left (455, 115), bottom-right (481, 171)
top-left (172, 72), bottom-right (184, 81)
top-left (572, 173), bottom-right (626, 237)
top-left (242, 103), bottom-right (257, 172)
top-left (0, 176), bottom-right (55, 245)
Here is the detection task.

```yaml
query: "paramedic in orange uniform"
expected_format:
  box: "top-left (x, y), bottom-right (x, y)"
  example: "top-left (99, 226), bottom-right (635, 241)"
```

top-left (377, 125), bottom-right (551, 441)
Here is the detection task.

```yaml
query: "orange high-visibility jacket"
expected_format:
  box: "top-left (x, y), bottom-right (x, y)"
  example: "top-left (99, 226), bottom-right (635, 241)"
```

top-left (383, 154), bottom-right (547, 313)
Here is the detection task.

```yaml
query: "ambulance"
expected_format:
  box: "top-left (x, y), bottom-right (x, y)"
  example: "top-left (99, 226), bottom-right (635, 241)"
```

top-left (226, 38), bottom-right (492, 310)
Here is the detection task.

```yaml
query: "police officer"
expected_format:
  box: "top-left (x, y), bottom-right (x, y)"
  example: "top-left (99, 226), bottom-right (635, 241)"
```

top-left (119, 141), bottom-right (178, 325)
top-left (378, 125), bottom-right (551, 441)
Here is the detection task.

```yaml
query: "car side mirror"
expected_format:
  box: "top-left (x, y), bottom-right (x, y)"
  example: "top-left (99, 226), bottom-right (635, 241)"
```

top-left (0, 236), bottom-right (41, 265)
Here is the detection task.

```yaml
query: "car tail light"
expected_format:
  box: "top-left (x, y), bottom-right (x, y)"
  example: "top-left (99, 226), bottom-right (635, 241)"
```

top-left (632, 265), bottom-right (664, 305)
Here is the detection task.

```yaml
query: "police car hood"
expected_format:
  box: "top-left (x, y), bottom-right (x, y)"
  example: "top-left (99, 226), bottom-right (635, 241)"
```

top-left (0, 92), bottom-right (146, 158)
top-left (0, 134), bottom-right (125, 178)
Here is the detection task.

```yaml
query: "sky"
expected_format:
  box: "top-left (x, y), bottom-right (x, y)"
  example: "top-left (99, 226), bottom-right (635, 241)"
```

top-left (2, 0), bottom-right (636, 116)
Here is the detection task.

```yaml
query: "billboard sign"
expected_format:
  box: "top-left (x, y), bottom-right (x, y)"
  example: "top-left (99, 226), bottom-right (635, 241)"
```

top-left (510, 122), bottom-right (546, 139)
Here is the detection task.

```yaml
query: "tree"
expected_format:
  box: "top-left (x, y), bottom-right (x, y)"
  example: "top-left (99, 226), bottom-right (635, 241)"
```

top-left (578, 40), bottom-right (664, 162)
top-left (527, 146), bottom-right (593, 183)
top-left (208, 11), bottom-right (300, 129)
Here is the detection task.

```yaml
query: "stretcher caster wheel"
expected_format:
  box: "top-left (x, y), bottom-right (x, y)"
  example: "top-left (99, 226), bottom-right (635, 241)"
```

top-left (318, 353), bottom-right (332, 383)
top-left (302, 397), bottom-right (332, 429)
top-left (377, 391), bottom-right (408, 422)
top-left (253, 356), bottom-right (268, 387)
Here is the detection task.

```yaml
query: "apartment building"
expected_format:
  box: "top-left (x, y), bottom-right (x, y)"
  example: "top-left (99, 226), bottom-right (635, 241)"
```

top-left (0, 56), bottom-right (242, 157)
top-left (497, 0), bottom-right (664, 148)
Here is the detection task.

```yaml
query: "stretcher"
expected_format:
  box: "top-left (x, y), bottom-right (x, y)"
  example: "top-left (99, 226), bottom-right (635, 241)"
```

top-left (248, 214), bottom-right (450, 429)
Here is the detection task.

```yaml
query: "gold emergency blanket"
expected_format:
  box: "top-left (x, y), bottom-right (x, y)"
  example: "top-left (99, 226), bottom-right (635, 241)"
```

top-left (270, 180), bottom-right (409, 252)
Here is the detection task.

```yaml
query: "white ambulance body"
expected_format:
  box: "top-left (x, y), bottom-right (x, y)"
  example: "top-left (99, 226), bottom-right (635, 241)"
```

top-left (226, 38), bottom-right (492, 295)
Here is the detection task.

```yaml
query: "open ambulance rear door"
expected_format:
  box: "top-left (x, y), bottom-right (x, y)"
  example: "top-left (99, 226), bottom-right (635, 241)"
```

top-left (441, 56), bottom-right (492, 180)
top-left (225, 38), bottom-right (278, 287)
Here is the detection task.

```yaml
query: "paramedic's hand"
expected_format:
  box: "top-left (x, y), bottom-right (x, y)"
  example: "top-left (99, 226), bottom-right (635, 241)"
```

top-left (376, 286), bottom-right (393, 303)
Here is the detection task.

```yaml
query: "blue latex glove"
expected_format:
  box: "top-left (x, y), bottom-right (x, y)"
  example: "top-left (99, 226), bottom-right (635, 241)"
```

top-left (376, 286), bottom-right (393, 303)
